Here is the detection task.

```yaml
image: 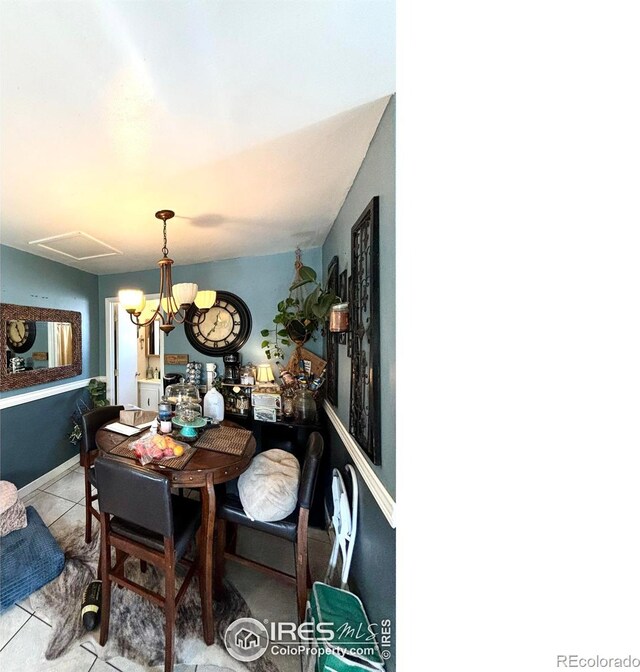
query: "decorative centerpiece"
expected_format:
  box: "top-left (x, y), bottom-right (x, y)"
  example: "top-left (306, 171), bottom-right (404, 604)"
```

top-left (173, 400), bottom-right (206, 440)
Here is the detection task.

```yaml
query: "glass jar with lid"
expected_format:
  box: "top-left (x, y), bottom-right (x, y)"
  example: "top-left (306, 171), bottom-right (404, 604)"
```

top-left (235, 386), bottom-right (250, 415)
top-left (240, 364), bottom-right (255, 385)
top-left (294, 381), bottom-right (317, 424)
top-left (329, 302), bottom-right (349, 332)
top-left (164, 381), bottom-right (200, 408)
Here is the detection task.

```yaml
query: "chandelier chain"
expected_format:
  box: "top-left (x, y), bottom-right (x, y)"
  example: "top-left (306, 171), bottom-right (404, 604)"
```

top-left (162, 220), bottom-right (169, 257)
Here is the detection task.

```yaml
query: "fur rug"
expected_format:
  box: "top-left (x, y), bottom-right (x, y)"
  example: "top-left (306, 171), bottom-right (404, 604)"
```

top-left (30, 524), bottom-right (279, 671)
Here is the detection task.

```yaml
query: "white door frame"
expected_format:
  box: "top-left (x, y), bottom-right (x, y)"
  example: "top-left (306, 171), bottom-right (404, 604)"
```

top-left (105, 294), bottom-right (164, 405)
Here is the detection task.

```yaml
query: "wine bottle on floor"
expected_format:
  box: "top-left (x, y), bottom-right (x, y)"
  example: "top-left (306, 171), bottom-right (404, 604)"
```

top-left (81, 580), bottom-right (102, 630)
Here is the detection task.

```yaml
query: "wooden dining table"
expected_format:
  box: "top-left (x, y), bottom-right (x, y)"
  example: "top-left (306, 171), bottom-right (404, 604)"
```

top-left (95, 419), bottom-right (256, 645)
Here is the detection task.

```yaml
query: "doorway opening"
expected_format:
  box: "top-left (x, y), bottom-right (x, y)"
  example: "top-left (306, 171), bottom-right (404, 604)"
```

top-left (105, 295), bottom-right (164, 408)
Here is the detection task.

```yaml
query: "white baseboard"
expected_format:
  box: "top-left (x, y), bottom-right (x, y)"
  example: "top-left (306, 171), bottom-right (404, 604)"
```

top-left (323, 401), bottom-right (396, 528)
top-left (18, 454), bottom-right (80, 499)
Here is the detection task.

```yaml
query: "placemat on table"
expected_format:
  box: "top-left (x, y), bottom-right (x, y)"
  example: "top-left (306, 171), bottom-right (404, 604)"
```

top-left (108, 439), bottom-right (196, 470)
top-left (194, 425), bottom-right (253, 455)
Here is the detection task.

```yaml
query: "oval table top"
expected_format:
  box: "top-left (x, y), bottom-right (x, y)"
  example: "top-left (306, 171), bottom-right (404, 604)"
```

top-left (95, 419), bottom-right (256, 487)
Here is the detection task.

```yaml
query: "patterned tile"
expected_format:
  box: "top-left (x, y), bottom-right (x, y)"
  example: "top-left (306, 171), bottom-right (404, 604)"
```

top-left (23, 490), bottom-right (75, 526)
top-left (44, 470), bottom-right (86, 504)
top-left (0, 615), bottom-right (95, 671)
top-left (0, 605), bottom-right (30, 651)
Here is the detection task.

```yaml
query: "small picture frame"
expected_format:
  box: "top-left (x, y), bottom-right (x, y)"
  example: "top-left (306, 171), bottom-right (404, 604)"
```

top-left (164, 354), bottom-right (189, 365)
top-left (253, 406), bottom-right (277, 422)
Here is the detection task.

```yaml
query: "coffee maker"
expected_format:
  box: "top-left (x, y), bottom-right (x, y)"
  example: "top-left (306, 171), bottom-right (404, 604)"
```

top-left (223, 352), bottom-right (241, 383)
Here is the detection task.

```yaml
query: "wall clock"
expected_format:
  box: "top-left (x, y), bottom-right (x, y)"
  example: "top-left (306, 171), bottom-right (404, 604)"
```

top-left (184, 291), bottom-right (252, 356)
top-left (6, 319), bottom-right (36, 354)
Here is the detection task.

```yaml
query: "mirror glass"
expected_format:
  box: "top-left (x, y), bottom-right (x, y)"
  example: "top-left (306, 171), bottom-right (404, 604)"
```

top-left (5, 320), bottom-right (74, 373)
top-left (1, 303), bottom-right (82, 391)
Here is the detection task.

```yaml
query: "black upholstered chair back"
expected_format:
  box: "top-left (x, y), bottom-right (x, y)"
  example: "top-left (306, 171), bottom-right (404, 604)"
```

top-left (298, 431), bottom-right (324, 510)
top-left (80, 405), bottom-right (124, 457)
top-left (95, 457), bottom-right (174, 538)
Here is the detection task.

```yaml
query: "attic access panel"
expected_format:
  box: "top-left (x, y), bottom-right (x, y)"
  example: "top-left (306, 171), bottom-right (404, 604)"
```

top-left (29, 232), bottom-right (122, 260)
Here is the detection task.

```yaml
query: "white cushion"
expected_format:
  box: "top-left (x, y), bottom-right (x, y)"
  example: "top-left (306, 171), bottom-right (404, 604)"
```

top-left (238, 449), bottom-right (300, 522)
top-left (0, 481), bottom-right (18, 516)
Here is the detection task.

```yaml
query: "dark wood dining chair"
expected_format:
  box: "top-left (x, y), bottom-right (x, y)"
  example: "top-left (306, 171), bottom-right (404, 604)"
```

top-left (80, 405), bottom-right (124, 543)
top-left (94, 456), bottom-right (202, 672)
top-left (214, 431), bottom-right (324, 622)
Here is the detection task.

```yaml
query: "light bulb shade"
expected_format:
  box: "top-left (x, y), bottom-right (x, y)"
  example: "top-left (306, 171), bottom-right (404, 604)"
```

top-left (139, 299), bottom-right (159, 322)
top-left (172, 282), bottom-right (198, 306)
top-left (161, 296), bottom-right (178, 315)
top-left (119, 289), bottom-right (145, 313)
top-left (195, 290), bottom-right (217, 310)
top-left (256, 363), bottom-right (275, 383)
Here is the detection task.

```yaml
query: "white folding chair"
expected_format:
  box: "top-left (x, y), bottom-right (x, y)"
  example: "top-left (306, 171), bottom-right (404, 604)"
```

top-left (324, 464), bottom-right (358, 589)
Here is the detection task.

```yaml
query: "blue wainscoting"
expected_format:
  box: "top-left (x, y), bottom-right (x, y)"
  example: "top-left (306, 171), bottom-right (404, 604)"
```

top-left (0, 387), bottom-right (89, 489)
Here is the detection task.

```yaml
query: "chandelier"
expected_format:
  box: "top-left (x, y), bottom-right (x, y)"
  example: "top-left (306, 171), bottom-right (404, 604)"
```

top-left (118, 209), bottom-right (216, 333)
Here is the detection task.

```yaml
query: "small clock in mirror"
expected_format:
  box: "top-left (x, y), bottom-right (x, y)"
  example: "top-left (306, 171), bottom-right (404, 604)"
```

top-left (6, 319), bottom-right (36, 354)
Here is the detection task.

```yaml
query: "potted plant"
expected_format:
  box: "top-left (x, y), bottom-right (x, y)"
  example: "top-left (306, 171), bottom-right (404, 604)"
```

top-left (68, 378), bottom-right (109, 444)
top-left (261, 265), bottom-right (339, 360)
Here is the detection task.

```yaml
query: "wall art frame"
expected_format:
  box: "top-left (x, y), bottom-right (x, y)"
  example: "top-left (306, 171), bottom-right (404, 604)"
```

top-left (325, 255), bottom-right (339, 405)
top-left (348, 196), bottom-right (381, 465)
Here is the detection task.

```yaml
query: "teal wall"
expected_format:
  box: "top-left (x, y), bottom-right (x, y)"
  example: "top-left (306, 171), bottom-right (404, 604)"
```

top-left (98, 247), bottom-right (324, 381)
top-left (322, 95), bottom-right (396, 494)
top-left (321, 95), bottom-right (396, 669)
top-left (0, 244), bottom-right (100, 488)
top-left (0, 245), bottom-right (100, 396)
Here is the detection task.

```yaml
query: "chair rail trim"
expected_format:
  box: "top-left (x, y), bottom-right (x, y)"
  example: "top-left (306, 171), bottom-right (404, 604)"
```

top-left (0, 376), bottom-right (106, 410)
top-left (323, 401), bottom-right (396, 528)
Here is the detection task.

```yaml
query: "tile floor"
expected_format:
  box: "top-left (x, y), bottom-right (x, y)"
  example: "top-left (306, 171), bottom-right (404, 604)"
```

top-left (0, 462), bottom-right (332, 672)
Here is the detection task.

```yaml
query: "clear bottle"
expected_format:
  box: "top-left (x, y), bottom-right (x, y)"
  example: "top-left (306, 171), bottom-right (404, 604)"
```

top-left (158, 396), bottom-right (172, 434)
top-left (294, 381), bottom-right (317, 424)
top-left (282, 387), bottom-right (295, 418)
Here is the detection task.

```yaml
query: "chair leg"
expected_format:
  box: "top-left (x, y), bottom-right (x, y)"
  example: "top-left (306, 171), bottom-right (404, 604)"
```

top-left (214, 519), bottom-right (226, 596)
top-left (296, 508), bottom-right (310, 623)
top-left (164, 542), bottom-right (176, 672)
top-left (115, 549), bottom-right (126, 589)
top-left (295, 542), bottom-right (308, 623)
top-left (84, 477), bottom-right (93, 544)
top-left (226, 521), bottom-right (238, 553)
top-left (99, 515), bottom-right (111, 646)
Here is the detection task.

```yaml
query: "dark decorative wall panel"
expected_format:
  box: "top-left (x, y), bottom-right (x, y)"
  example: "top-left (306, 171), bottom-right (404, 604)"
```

top-left (349, 197), bottom-right (381, 465)
top-left (325, 256), bottom-right (339, 405)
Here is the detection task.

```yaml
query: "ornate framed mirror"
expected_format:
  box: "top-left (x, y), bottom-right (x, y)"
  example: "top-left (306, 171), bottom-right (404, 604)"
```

top-left (0, 303), bottom-right (82, 391)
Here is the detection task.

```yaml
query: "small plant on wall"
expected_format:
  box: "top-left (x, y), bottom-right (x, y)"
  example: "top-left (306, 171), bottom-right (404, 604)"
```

top-left (68, 379), bottom-right (109, 444)
top-left (261, 261), bottom-right (339, 361)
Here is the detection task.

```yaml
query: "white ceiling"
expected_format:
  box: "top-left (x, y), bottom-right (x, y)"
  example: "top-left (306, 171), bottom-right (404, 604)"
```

top-left (0, 1), bottom-right (395, 275)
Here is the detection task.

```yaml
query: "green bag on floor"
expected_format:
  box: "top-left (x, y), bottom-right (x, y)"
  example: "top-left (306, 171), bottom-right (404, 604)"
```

top-left (308, 582), bottom-right (385, 672)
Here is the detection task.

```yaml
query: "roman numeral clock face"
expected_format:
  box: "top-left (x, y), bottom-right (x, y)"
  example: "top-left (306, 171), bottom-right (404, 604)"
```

top-left (184, 291), bottom-right (252, 356)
